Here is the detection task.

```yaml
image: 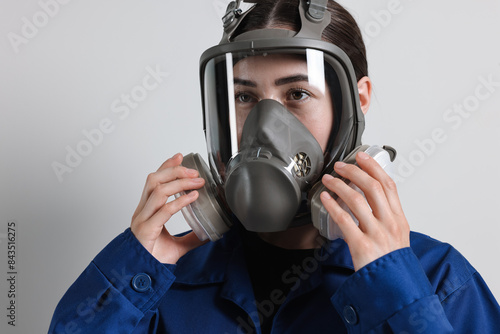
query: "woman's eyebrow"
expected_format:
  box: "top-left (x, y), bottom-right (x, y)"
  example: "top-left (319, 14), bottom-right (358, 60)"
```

top-left (233, 78), bottom-right (257, 87)
top-left (275, 74), bottom-right (309, 86)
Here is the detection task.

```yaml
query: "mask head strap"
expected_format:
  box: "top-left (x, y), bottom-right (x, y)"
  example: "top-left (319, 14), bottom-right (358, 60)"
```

top-left (219, 0), bottom-right (331, 43)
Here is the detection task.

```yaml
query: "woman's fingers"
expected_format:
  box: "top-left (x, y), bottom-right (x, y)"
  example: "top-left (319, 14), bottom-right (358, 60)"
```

top-left (133, 155), bottom-right (199, 220)
top-left (140, 166), bottom-right (198, 207)
top-left (146, 190), bottom-right (200, 229)
top-left (157, 152), bottom-right (183, 171)
top-left (320, 152), bottom-right (410, 271)
top-left (136, 177), bottom-right (204, 223)
top-left (330, 160), bottom-right (391, 221)
top-left (320, 188), bottom-right (363, 242)
top-left (321, 174), bottom-right (377, 233)
top-left (354, 152), bottom-right (404, 215)
top-left (131, 181), bottom-right (205, 258)
top-left (130, 153), bottom-right (210, 264)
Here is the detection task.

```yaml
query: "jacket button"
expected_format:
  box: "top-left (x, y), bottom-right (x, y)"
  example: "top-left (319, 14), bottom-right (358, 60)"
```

top-left (131, 273), bottom-right (151, 292)
top-left (343, 305), bottom-right (359, 325)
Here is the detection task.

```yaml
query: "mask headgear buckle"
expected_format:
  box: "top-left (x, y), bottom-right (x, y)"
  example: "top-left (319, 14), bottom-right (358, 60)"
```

top-left (306, 0), bottom-right (329, 21)
top-left (222, 0), bottom-right (243, 28)
top-left (220, 0), bottom-right (253, 43)
top-left (295, 0), bottom-right (331, 39)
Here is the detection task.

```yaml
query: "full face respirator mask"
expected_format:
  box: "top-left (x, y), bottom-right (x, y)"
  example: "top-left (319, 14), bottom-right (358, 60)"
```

top-left (175, 0), bottom-right (396, 241)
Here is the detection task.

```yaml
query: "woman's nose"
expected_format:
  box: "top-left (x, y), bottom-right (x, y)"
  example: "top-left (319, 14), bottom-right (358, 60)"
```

top-left (260, 91), bottom-right (282, 104)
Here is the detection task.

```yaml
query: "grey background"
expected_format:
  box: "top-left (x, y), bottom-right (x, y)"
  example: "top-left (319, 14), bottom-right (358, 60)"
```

top-left (1, 0), bottom-right (499, 332)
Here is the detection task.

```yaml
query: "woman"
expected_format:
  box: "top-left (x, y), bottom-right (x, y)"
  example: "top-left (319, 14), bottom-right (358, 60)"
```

top-left (49, 1), bottom-right (500, 333)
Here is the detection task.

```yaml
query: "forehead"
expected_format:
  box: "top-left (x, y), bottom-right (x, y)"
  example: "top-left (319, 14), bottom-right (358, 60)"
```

top-left (233, 54), bottom-right (307, 77)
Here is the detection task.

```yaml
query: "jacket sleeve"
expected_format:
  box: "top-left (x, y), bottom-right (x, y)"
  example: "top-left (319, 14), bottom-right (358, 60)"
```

top-left (48, 228), bottom-right (176, 334)
top-left (331, 246), bottom-right (500, 333)
top-left (440, 270), bottom-right (500, 333)
top-left (331, 248), bottom-right (449, 333)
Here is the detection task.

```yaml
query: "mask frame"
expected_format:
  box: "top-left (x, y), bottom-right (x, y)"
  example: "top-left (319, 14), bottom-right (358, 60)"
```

top-left (200, 0), bottom-right (365, 188)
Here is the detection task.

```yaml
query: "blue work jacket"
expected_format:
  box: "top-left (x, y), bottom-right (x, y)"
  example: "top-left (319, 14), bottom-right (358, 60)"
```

top-left (49, 226), bottom-right (500, 333)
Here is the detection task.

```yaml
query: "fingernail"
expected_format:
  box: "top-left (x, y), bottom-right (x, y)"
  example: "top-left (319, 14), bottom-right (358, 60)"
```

top-left (358, 151), bottom-right (370, 160)
top-left (323, 174), bottom-right (334, 181)
top-left (186, 168), bottom-right (198, 176)
top-left (171, 153), bottom-right (182, 161)
top-left (335, 161), bottom-right (346, 168)
top-left (192, 177), bottom-right (204, 184)
top-left (321, 191), bottom-right (332, 200)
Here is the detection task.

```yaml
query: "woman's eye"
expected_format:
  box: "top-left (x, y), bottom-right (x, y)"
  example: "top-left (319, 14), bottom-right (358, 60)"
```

top-left (235, 93), bottom-right (256, 103)
top-left (288, 89), bottom-right (310, 101)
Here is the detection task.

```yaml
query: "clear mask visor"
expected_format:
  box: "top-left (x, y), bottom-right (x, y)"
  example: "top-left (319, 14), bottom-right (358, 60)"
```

top-left (203, 48), bottom-right (347, 186)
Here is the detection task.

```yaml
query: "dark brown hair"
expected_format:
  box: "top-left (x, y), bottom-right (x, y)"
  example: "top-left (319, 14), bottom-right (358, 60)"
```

top-left (234, 0), bottom-right (368, 81)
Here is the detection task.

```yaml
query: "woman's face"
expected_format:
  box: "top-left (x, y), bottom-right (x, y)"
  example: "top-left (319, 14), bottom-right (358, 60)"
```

top-left (232, 54), bottom-right (334, 152)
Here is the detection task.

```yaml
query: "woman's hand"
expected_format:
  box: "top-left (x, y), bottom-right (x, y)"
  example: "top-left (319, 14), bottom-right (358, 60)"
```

top-left (320, 151), bottom-right (410, 271)
top-left (130, 153), bottom-right (207, 264)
